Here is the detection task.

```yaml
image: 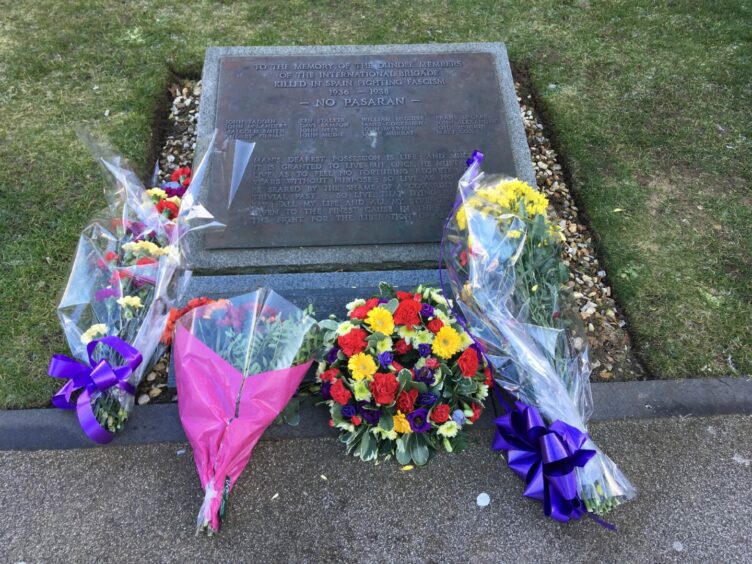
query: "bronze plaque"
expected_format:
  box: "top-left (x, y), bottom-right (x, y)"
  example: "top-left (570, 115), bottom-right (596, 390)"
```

top-left (207, 52), bottom-right (514, 249)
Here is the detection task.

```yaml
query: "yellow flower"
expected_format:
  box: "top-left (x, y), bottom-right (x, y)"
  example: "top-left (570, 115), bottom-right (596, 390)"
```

top-left (507, 229), bottom-right (522, 239)
top-left (456, 206), bottom-right (467, 230)
top-left (375, 337), bottom-right (393, 354)
top-left (432, 326), bottom-right (462, 359)
top-left (146, 188), bottom-right (167, 200)
top-left (80, 323), bottom-right (107, 345)
top-left (437, 421), bottom-right (460, 438)
top-left (348, 352), bottom-right (377, 381)
top-left (393, 411), bottom-right (411, 434)
top-left (117, 295), bottom-right (143, 309)
top-left (166, 195), bottom-right (182, 206)
top-left (365, 307), bottom-right (394, 336)
top-left (122, 240), bottom-right (170, 257)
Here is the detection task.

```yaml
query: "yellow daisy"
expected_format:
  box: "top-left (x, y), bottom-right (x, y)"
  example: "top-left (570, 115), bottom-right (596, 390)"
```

top-left (348, 352), bottom-right (377, 381)
top-left (365, 307), bottom-right (395, 336)
top-left (432, 326), bottom-right (462, 359)
top-left (393, 411), bottom-right (411, 434)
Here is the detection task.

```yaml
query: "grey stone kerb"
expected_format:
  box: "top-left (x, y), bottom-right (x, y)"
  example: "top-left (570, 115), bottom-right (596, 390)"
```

top-left (190, 43), bottom-right (534, 274)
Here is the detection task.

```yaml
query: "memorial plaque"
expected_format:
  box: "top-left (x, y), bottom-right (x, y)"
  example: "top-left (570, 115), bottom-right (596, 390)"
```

top-left (191, 44), bottom-right (534, 272)
top-left (205, 52), bottom-right (515, 250)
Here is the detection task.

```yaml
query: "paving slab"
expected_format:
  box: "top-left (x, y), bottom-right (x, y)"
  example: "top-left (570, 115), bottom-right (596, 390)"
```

top-left (1, 415), bottom-right (750, 562)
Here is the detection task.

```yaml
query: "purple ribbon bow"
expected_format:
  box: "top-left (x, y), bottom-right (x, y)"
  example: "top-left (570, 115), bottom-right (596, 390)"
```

top-left (492, 401), bottom-right (596, 523)
top-left (48, 336), bottom-right (142, 444)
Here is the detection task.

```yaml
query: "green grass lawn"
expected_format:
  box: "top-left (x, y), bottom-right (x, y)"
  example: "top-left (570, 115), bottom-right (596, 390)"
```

top-left (1, 0), bottom-right (750, 408)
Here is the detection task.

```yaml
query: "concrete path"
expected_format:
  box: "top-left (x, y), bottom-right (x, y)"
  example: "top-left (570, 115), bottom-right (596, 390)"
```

top-left (2, 415), bottom-right (751, 562)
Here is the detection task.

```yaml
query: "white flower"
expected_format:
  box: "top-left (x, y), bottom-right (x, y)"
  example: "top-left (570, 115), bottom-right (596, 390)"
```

top-left (335, 321), bottom-right (355, 336)
top-left (437, 421), bottom-right (460, 438)
top-left (345, 298), bottom-right (365, 313)
top-left (375, 336), bottom-right (393, 354)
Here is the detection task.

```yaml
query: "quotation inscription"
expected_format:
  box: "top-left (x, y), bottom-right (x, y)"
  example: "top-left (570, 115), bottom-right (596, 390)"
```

top-left (210, 52), bottom-right (513, 248)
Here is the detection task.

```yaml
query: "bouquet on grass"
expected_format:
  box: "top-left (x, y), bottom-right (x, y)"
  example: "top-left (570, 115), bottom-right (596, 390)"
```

top-left (48, 135), bottom-right (195, 443)
top-left (314, 283), bottom-right (491, 466)
top-left (172, 289), bottom-right (320, 534)
top-left (441, 152), bottom-right (636, 523)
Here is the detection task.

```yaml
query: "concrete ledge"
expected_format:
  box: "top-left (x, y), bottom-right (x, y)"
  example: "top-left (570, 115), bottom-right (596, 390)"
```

top-left (2, 377), bottom-right (750, 451)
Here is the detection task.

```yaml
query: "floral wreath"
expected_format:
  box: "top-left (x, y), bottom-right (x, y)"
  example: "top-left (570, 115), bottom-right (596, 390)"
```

top-left (316, 284), bottom-right (491, 466)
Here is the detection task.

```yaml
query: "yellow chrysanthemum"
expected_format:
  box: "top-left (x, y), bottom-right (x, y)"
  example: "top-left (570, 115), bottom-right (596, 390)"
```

top-left (393, 411), bottom-right (411, 434)
top-left (507, 229), bottom-right (522, 239)
top-left (146, 188), bottom-right (167, 200)
top-left (80, 323), bottom-right (107, 345)
top-left (432, 326), bottom-right (462, 359)
top-left (117, 295), bottom-right (143, 309)
top-left (456, 206), bottom-right (467, 230)
top-left (365, 307), bottom-right (394, 335)
top-left (375, 337), bottom-right (393, 354)
top-left (348, 352), bottom-right (377, 381)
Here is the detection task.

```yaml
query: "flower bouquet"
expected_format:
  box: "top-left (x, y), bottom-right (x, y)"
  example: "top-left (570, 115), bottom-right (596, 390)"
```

top-left (172, 289), bottom-right (319, 534)
top-left (441, 152), bottom-right (636, 522)
top-left (315, 284), bottom-right (490, 466)
top-left (48, 137), bottom-right (196, 443)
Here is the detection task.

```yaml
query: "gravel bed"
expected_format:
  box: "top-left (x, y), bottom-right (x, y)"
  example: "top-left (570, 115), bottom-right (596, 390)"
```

top-left (138, 77), bottom-right (645, 402)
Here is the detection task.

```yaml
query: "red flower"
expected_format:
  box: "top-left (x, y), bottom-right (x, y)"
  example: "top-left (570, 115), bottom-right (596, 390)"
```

top-left (394, 339), bottom-right (412, 355)
top-left (459, 249), bottom-right (468, 267)
top-left (430, 404), bottom-right (450, 424)
top-left (320, 368), bottom-right (340, 383)
top-left (425, 357), bottom-right (439, 370)
top-left (105, 251), bottom-right (118, 262)
top-left (160, 296), bottom-right (215, 345)
top-left (396, 291), bottom-right (413, 301)
top-left (351, 415), bottom-right (362, 426)
top-left (111, 269), bottom-right (133, 282)
top-left (469, 403), bottom-right (483, 423)
top-left (330, 379), bottom-right (352, 405)
top-left (350, 298), bottom-right (380, 320)
top-left (392, 360), bottom-right (404, 372)
top-left (427, 318), bottom-right (444, 334)
top-left (337, 328), bottom-right (368, 357)
top-left (393, 300), bottom-right (421, 329)
top-left (370, 372), bottom-right (399, 405)
top-left (328, 419), bottom-right (335, 428)
top-left (170, 166), bottom-right (192, 187)
top-left (484, 367), bottom-right (493, 387)
top-left (396, 388), bottom-right (419, 414)
top-left (458, 348), bottom-right (479, 377)
top-left (156, 200), bottom-right (179, 220)
top-left (136, 257), bottom-right (158, 266)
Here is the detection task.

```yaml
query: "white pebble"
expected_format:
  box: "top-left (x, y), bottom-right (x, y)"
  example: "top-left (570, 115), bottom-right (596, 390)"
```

top-left (672, 541), bottom-right (684, 552)
top-left (476, 493), bottom-right (490, 507)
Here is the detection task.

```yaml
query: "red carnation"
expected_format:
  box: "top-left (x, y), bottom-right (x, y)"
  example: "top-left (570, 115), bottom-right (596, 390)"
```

top-left (394, 339), bottom-right (412, 355)
top-left (320, 368), bottom-right (340, 383)
top-left (337, 328), bottom-right (368, 357)
top-left (351, 415), bottom-right (362, 426)
top-left (459, 249), bottom-right (468, 267)
top-left (136, 257), bottom-right (158, 266)
top-left (427, 318), bottom-right (444, 334)
top-left (330, 379), bottom-right (352, 405)
top-left (350, 298), bottom-right (379, 320)
top-left (484, 367), bottom-right (493, 387)
top-left (396, 291), bottom-right (414, 301)
top-left (105, 251), bottom-right (118, 262)
top-left (469, 403), bottom-right (483, 423)
top-left (370, 372), bottom-right (399, 405)
top-left (328, 419), bottom-right (335, 428)
top-left (156, 199), bottom-right (179, 220)
top-left (425, 357), bottom-right (439, 370)
top-left (430, 404), bottom-right (450, 424)
top-left (392, 360), bottom-right (404, 372)
top-left (458, 348), bottom-right (480, 378)
top-left (170, 166), bottom-right (192, 187)
top-left (393, 300), bottom-right (422, 329)
top-left (396, 388), bottom-right (419, 414)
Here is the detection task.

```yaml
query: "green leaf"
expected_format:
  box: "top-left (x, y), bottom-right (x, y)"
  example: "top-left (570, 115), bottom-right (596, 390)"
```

top-left (380, 412), bottom-right (393, 431)
top-left (397, 369), bottom-right (412, 388)
top-left (395, 437), bottom-right (411, 465)
top-left (408, 433), bottom-right (430, 466)
top-left (379, 282), bottom-right (397, 299)
top-left (318, 319), bottom-right (340, 332)
top-left (383, 298), bottom-right (399, 314)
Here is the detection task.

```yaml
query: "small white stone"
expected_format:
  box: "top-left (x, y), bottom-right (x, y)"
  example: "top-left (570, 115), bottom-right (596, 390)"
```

top-left (672, 541), bottom-right (684, 552)
top-left (137, 394), bottom-right (150, 405)
top-left (476, 493), bottom-right (490, 507)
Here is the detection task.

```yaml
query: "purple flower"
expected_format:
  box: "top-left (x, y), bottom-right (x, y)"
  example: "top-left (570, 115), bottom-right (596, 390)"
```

top-left (320, 382), bottom-right (332, 400)
top-left (362, 408), bottom-right (381, 425)
top-left (341, 405), bottom-right (357, 418)
top-left (378, 298), bottom-right (389, 304)
top-left (132, 275), bottom-right (155, 289)
top-left (95, 287), bottom-right (120, 301)
top-left (125, 221), bottom-right (145, 236)
top-left (418, 344), bottom-right (432, 358)
top-left (326, 346), bottom-right (340, 364)
top-left (420, 303), bottom-right (434, 318)
top-left (162, 181), bottom-right (187, 199)
top-left (452, 409), bottom-right (465, 426)
top-left (377, 351), bottom-right (394, 368)
top-left (417, 392), bottom-right (437, 407)
top-left (407, 408), bottom-right (431, 433)
top-left (414, 366), bottom-right (435, 386)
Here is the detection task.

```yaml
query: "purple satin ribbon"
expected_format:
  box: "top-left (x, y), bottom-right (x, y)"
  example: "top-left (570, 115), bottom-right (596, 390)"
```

top-left (48, 336), bottom-right (142, 444)
top-left (492, 401), bottom-right (596, 522)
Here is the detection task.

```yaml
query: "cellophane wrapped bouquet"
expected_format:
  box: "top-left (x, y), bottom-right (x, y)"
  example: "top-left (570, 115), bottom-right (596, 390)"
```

top-left (48, 135), bottom-right (198, 443)
top-left (441, 152), bottom-right (636, 523)
top-left (172, 289), bottom-right (320, 535)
